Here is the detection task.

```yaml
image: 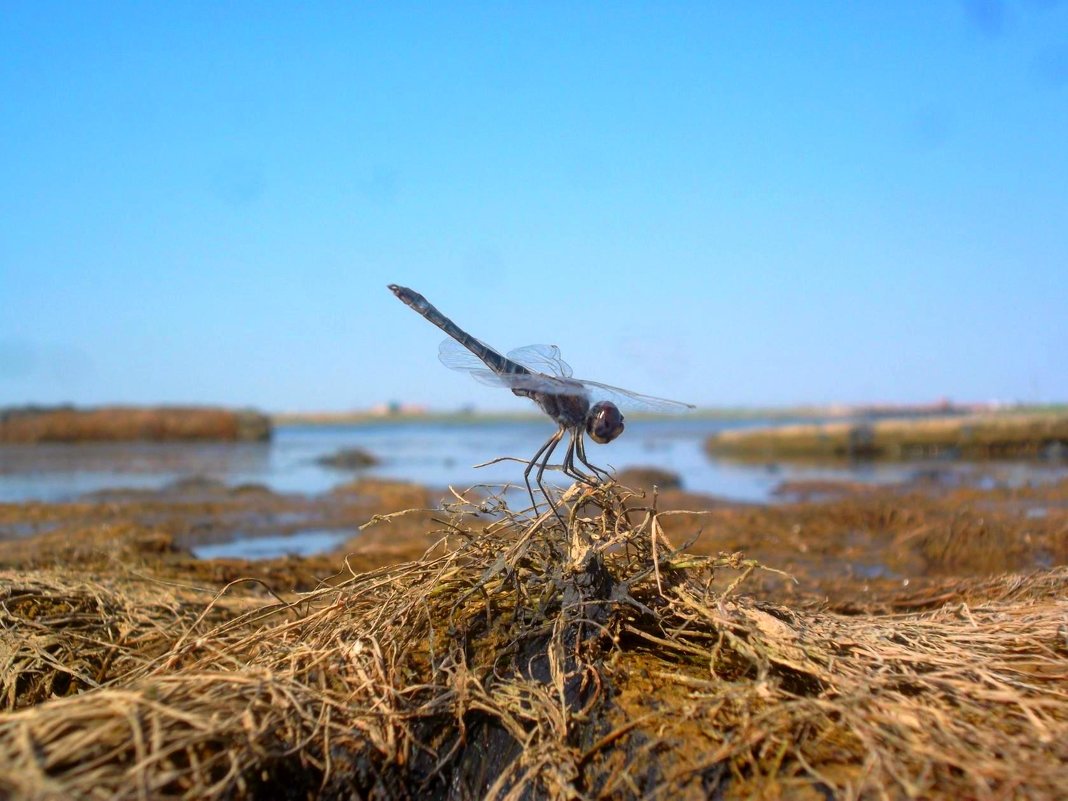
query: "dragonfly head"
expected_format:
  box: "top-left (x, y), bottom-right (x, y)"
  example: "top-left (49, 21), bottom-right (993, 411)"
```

top-left (587, 401), bottom-right (624, 444)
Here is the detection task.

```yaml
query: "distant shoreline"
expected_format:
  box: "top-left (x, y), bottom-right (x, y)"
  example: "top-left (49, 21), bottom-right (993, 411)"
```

top-left (0, 405), bottom-right (271, 443)
top-left (271, 403), bottom-right (1066, 427)
top-left (705, 409), bottom-right (1068, 462)
top-left (2, 403), bottom-right (1062, 440)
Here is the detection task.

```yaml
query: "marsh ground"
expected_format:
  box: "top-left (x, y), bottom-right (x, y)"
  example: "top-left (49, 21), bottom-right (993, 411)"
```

top-left (3, 467), bottom-right (1063, 607)
top-left (0, 467), bottom-right (1065, 798)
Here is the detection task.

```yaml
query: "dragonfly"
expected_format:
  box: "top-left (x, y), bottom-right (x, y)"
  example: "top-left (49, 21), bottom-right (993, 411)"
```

top-left (388, 284), bottom-right (695, 516)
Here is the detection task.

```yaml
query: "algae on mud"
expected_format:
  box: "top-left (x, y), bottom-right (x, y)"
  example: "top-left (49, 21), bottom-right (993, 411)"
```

top-left (0, 480), bottom-right (1066, 800)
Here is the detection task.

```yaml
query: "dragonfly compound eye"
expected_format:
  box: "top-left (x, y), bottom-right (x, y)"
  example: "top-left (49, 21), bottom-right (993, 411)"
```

top-left (587, 402), bottom-right (624, 444)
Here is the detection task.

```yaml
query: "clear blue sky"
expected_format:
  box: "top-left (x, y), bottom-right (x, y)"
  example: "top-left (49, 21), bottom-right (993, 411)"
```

top-left (2, 2), bottom-right (1066, 412)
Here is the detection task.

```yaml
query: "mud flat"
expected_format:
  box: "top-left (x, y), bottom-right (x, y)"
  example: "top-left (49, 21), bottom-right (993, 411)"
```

top-left (705, 411), bottom-right (1068, 461)
top-left (0, 405), bottom-right (272, 443)
top-left (0, 475), bottom-right (1066, 798)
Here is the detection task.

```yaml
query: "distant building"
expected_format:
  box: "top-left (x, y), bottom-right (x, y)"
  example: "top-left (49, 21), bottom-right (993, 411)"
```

top-left (368, 401), bottom-right (428, 416)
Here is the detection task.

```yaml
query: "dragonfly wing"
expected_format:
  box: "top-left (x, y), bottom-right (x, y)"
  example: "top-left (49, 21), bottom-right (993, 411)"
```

top-left (440, 365), bottom-right (557, 392)
top-left (465, 368), bottom-right (515, 388)
top-left (576, 379), bottom-right (696, 413)
top-left (505, 344), bottom-right (574, 378)
top-left (437, 341), bottom-right (516, 387)
top-left (497, 372), bottom-right (585, 395)
top-left (438, 338), bottom-right (504, 372)
top-left (438, 339), bottom-right (579, 395)
top-left (462, 369), bottom-right (583, 395)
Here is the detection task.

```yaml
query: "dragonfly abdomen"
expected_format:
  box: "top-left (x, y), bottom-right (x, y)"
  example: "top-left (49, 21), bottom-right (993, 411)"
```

top-left (388, 284), bottom-right (529, 377)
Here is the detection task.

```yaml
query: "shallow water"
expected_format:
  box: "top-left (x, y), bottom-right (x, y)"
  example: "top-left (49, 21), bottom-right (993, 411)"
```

top-left (0, 419), bottom-right (1063, 505)
top-left (190, 529), bottom-right (351, 560)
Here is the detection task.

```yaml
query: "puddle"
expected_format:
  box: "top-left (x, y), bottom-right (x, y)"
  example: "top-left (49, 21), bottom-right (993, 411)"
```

top-left (0, 521), bottom-right (60, 540)
top-left (851, 562), bottom-right (898, 580)
top-left (191, 529), bottom-right (351, 560)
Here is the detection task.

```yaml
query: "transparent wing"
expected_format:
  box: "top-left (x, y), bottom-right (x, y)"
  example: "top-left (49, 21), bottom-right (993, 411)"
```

top-left (463, 367), bottom-right (521, 388)
top-left (499, 372), bottom-right (586, 394)
top-left (438, 338), bottom-right (506, 372)
top-left (505, 344), bottom-right (573, 378)
top-left (438, 338), bottom-right (579, 394)
top-left (575, 378), bottom-right (696, 413)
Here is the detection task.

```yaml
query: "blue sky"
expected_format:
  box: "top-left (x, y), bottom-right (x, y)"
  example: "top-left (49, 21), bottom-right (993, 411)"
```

top-left (2, 2), bottom-right (1066, 412)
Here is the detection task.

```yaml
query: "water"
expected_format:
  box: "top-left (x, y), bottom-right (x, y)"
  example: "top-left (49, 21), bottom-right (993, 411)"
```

top-left (1, 418), bottom-right (1063, 505)
top-left (190, 529), bottom-right (351, 560)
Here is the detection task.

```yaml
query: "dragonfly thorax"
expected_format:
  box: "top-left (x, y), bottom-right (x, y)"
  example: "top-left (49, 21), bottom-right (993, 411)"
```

top-left (524, 389), bottom-right (590, 430)
top-left (586, 401), bottom-right (625, 444)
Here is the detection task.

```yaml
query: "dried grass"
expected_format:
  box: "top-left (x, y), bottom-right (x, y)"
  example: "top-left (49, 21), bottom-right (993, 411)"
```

top-left (0, 406), bottom-right (271, 443)
top-left (0, 483), bottom-right (1065, 800)
top-left (705, 411), bottom-right (1068, 460)
top-left (0, 571), bottom-right (262, 710)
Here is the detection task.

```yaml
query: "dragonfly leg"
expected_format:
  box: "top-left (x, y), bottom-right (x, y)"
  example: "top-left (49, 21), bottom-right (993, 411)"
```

top-left (533, 428), bottom-right (567, 526)
top-left (562, 429), bottom-right (597, 485)
top-left (524, 427), bottom-right (565, 513)
top-left (575, 432), bottom-right (612, 483)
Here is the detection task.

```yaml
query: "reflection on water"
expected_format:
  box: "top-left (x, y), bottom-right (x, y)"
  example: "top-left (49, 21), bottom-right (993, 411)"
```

top-left (1, 420), bottom-right (1064, 505)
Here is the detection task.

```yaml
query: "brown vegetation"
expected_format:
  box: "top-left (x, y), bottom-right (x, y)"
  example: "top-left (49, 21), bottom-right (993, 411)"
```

top-left (705, 412), bottom-right (1068, 461)
top-left (0, 477), bottom-right (442, 592)
top-left (651, 477), bottom-right (1068, 609)
top-left (0, 405), bottom-right (272, 443)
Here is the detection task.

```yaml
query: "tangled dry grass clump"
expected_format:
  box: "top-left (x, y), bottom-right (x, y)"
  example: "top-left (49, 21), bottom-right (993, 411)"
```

top-left (0, 571), bottom-right (264, 710)
top-left (0, 483), bottom-right (1066, 799)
